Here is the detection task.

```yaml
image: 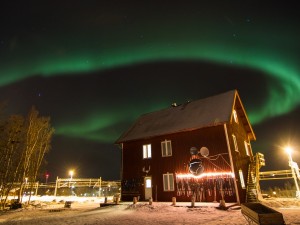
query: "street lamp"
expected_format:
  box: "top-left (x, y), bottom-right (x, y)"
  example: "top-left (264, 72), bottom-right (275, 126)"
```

top-left (285, 146), bottom-right (300, 198)
top-left (69, 170), bottom-right (74, 180)
top-left (68, 170), bottom-right (75, 196)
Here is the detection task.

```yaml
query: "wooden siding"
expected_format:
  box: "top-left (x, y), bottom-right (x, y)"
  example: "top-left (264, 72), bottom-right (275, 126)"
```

top-left (120, 91), bottom-right (255, 203)
top-left (121, 125), bottom-right (239, 202)
top-left (225, 105), bottom-right (253, 203)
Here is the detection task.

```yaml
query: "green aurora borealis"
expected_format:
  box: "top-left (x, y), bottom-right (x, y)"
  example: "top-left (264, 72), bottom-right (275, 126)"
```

top-left (1, 35), bottom-right (300, 142)
top-left (1, 1), bottom-right (300, 178)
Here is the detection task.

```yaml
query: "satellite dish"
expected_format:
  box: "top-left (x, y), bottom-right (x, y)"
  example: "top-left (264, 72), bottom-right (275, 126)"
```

top-left (189, 158), bottom-right (204, 176)
top-left (200, 147), bottom-right (209, 157)
top-left (190, 147), bottom-right (198, 155)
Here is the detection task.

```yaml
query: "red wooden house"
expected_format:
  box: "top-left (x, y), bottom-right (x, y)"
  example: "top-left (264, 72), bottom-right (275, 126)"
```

top-left (116, 90), bottom-right (256, 203)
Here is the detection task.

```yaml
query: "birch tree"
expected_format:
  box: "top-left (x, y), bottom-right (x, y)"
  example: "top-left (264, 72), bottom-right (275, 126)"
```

top-left (0, 106), bottom-right (54, 208)
top-left (18, 106), bottom-right (54, 201)
top-left (0, 115), bottom-right (24, 209)
top-left (27, 115), bottom-right (54, 202)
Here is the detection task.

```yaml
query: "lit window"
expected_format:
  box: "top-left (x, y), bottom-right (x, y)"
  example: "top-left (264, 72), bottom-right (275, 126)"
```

top-left (244, 141), bottom-right (250, 156)
top-left (239, 169), bottom-right (246, 189)
top-left (161, 140), bottom-right (172, 157)
top-left (163, 173), bottom-right (174, 191)
top-left (143, 144), bottom-right (151, 159)
top-left (233, 109), bottom-right (238, 123)
top-left (145, 178), bottom-right (151, 188)
top-left (232, 135), bottom-right (238, 152)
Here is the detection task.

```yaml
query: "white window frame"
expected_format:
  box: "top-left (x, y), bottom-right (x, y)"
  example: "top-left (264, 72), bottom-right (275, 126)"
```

top-left (163, 173), bottom-right (174, 191)
top-left (232, 134), bottom-right (238, 152)
top-left (161, 140), bottom-right (172, 157)
top-left (233, 109), bottom-right (239, 123)
top-left (143, 144), bottom-right (151, 159)
top-left (244, 141), bottom-right (250, 156)
top-left (239, 169), bottom-right (246, 189)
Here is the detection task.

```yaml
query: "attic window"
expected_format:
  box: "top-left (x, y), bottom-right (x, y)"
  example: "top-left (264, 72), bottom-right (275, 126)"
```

top-left (143, 144), bottom-right (152, 159)
top-left (233, 109), bottom-right (238, 123)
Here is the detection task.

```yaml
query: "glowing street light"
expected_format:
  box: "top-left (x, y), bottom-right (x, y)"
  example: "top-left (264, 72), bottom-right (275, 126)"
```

top-left (285, 146), bottom-right (300, 198)
top-left (285, 146), bottom-right (292, 159)
top-left (69, 170), bottom-right (74, 180)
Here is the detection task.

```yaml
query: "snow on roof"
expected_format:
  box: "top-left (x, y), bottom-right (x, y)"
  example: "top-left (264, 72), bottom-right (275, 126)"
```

top-left (116, 90), bottom-right (241, 143)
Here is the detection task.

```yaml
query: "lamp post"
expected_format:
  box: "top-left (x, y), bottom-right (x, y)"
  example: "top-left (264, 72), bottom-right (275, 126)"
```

top-left (69, 170), bottom-right (74, 195)
top-left (285, 147), bottom-right (300, 198)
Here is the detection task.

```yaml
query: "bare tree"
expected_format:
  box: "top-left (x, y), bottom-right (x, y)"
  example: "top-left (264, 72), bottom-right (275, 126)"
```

top-left (0, 115), bottom-right (24, 209)
top-left (0, 106), bottom-right (54, 209)
top-left (18, 106), bottom-right (54, 202)
top-left (27, 115), bottom-right (54, 202)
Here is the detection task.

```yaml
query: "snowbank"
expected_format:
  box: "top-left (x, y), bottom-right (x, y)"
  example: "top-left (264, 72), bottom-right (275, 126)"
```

top-left (0, 198), bottom-right (300, 224)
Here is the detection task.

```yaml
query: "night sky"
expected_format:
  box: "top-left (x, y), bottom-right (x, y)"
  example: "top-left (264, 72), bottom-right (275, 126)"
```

top-left (1, 1), bottom-right (300, 185)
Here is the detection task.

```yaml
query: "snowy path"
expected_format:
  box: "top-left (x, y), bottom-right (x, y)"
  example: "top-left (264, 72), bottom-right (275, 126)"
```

top-left (0, 203), bottom-right (247, 225)
top-left (0, 200), bottom-right (300, 224)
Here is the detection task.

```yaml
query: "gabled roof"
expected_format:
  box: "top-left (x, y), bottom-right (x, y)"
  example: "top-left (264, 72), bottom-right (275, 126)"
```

top-left (116, 90), bottom-right (255, 143)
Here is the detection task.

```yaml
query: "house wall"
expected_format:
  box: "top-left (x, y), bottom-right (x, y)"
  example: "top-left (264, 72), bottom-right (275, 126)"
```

top-left (120, 91), bottom-right (255, 203)
top-left (121, 125), bottom-right (239, 202)
top-left (225, 110), bottom-right (253, 203)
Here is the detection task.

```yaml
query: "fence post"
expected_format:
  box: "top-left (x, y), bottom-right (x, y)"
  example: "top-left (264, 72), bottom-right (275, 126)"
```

top-left (172, 197), bottom-right (176, 206)
top-left (54, 177), bottom-right (58, 197)
top-left (133, 197), bottom-right (138, 204)
top-left (149, 197), bottom-right (153, 205)
top-left (191, 195), bottom-right (195, 208)
top-left (114, 194), bottom-right (120, 204)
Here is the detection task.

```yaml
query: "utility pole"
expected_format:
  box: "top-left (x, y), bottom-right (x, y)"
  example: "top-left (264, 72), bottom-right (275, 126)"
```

top-left (285, 147), bottom-right (300, 198)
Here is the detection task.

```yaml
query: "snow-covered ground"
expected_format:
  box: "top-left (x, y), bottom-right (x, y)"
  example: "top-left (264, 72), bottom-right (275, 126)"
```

top-left (1, 197), bottom-right (300, 224)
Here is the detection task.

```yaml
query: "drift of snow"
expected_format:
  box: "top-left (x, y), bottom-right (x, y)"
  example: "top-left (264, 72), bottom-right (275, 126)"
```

top-left (0, 197), bottom-right (300, 225)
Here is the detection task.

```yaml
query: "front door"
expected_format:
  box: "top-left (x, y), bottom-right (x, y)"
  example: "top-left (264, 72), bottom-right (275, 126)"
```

top-left (144, 176), bottom-right (152, 200)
